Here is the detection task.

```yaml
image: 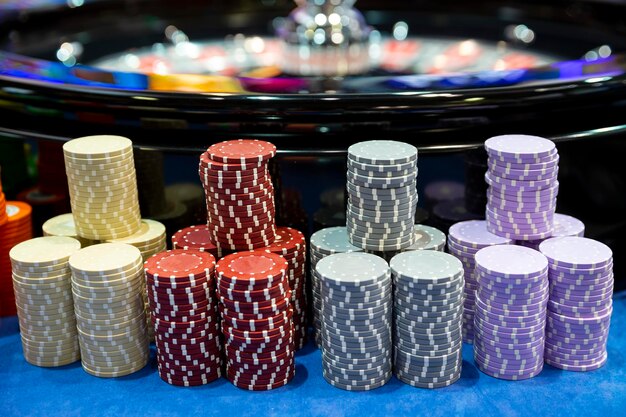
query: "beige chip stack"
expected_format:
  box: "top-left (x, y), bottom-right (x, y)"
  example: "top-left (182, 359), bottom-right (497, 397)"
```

top-left (63, 135), bottom-right (141, 241)
top-left (106, 218), bottom-right (167, 340)
top-left (69, 243), bottom-right (149, 378)
top-left (43, 213), bottom-right (97, 248)
top-left (9, 236), bottom-right (82, 367)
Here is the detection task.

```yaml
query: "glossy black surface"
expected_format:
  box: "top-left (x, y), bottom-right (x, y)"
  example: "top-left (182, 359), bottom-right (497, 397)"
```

top-left (0, 0), bottom-right (625, 151)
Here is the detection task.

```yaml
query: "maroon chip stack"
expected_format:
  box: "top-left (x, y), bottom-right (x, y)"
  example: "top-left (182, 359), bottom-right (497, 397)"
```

top-left (255, 227), bottom-right (308, 349)
top-left (172, 224), bottom-right (224, 259)
top-left (145, 250), bottom-right (222, 386)
top-left (216, 251), bottom-right (295, 390)
top-left (199, 140), bottom-right (277, 252)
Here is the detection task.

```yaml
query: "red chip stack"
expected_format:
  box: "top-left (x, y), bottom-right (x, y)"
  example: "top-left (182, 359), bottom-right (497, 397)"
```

top-left (145, 250), bottom-right (222, 386)
top-left (199, 140), bottom-right (277, 252)
top-left (172, 224), bottom-right (224, 259)
top-left (216, 252), bottom-right (295, 390)
top-left (255, 227), bottom-right (308, 349)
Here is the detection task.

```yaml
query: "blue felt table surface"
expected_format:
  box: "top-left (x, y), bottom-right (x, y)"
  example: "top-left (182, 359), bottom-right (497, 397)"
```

top-left (1, 292), bottom-right (625, 417)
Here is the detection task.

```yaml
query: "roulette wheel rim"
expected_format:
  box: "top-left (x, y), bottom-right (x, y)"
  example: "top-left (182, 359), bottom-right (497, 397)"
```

top-left (0, 0), bottom-right (625, 152)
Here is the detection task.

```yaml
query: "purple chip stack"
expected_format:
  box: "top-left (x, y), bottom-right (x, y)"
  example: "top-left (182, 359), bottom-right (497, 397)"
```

top-left (484, 135), bottom-right (559, 241)
top-left (474, 245), bottom-right (549, 380)
top-left (517, 213), bottom-right (585, 251)
top-left (538, 237), bottom-right (613, 371)
top-left (447, 220), bottom-right (513, 344)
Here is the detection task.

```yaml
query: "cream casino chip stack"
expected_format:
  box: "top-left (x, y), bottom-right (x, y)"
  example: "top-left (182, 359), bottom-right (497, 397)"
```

top-left (9, 236), bottom-right (82, 367)
top-left (42, 213), bottom-right (97, 248)
top-left (69, 243), bottom-right (149, 377)
top-left (63, 135), bottom-right (141, 241)
top-left (106, 219), bottom-right (168, 341)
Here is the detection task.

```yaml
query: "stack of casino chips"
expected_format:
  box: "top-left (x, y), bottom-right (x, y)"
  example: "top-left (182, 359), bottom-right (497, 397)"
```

top-left (106, 219), bottom-right (167, 262)
top-left (474, 245), bottom-right (549, 380)
top-left (317, 253), bottom-right (392, 391)
top-left (517, 213), bottom-right (585, 251)
top-left (63, 135), bottom-right (141, 241)
top-left (391, 251), bottom-right (464, 388)
top-left (9, 237), bottom-right (81, 367)
top-left (172, 224), bottom-right (224, 259)
top-left (404, 225), bottom-right (446, 252)
top-left (484, 135), bottom-right (559, 241)
top-left (346, 140), bottom-right (418, 252)
top-left (0, 202), bottom-right (33, 316)
top-left (309, 227), bottom-right (362, 346)
top-left (199, 140), bottom-right (277, 251)
top-left (69, 243), bottom-right (149, 378)
top-left (145, 250), bottom-right (222, 386)
top-left (107, 219), bottom-right (168, 340)
top-left (42, 213), bottom-right (96, 248)
top-left (539, 237), bottom-right (613, 371)
top-left (256, 227), bottom-right (307, 350)
top-left (216, 252), bottom-right (295, 390)
top-left (447, 220), bottom-right (513, 343)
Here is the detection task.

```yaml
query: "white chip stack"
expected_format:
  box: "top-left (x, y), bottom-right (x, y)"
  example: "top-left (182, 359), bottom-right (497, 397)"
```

top-left (317, 253), bottom-right (392, 391)
top-left (447, 220), bottom-right (513, 343)
top-left (309, 227), bottom-right (362, 346)
top-left (63, 135), bottom-right (141, 241)
top-left (42, 213), bottom-right (96, 248)
top-left (9, 237), bottom-right (82, 367)
top-left (69, 243), bottom-right (149, 377)
top-left (390, 251), bottom-right (464, 388)
top-left (346, 140), bottom-right (418, 252)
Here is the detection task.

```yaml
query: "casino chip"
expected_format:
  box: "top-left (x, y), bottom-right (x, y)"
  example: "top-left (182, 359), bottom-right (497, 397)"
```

top-left (473, 245), bottom-right (549, 380)
top-left (216, 251), bottom-right (294, 390)
top-left (484, 135), bottom-right (559, 241)
top-left (63, 135), bottom-right (142, 241)
top-left (107, 219), bottom-right (167, 341)
top-left (0, 201), bottom-right (33, 316)
top-left (309, 227), bottom-right (363, 346)
top-left (9, 236), bottom-right (82, 367)
top-left (42, 213), bottom-right (97, 248)
top-left (539, 237), bottom-right (613, 371)
top-left (447, 220), bottom-right (513, 343)
top-left (255, 227), bottom-right (308, 350)
top-left (172, 224), bottom-right (223, 259)
top-left (198, 140), bottom-right (277, 251)
top-left (404, 225), bottom-right (446, 252)
top-left (106, 219), bottom-right (167, 261)
top-left (390, 251), bottom-right (464, 388)
top-left (145, 250), bottom-right (222, 386)
top-left (517, 213), bottom-right (585, 251)
top-left (316, 252), bottom-right (392, 391)
top-left (69, 243), bottom-right (149, 378)
top-left (346, 140), bottom-right (419, 252)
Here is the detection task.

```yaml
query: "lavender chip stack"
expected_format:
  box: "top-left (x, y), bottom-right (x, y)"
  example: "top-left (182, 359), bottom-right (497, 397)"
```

top-left (539, 237), bottom-right (613, 371)
top-left (447, 220), bottom-right (513, 344)
top-left (484, 135), bottom-right (559, 241)
top-left (474, 245), bottom-right (549, 380)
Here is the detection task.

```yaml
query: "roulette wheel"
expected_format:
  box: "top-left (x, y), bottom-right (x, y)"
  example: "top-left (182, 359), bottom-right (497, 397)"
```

top-left (0, 0), bottom-right (624, 150)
